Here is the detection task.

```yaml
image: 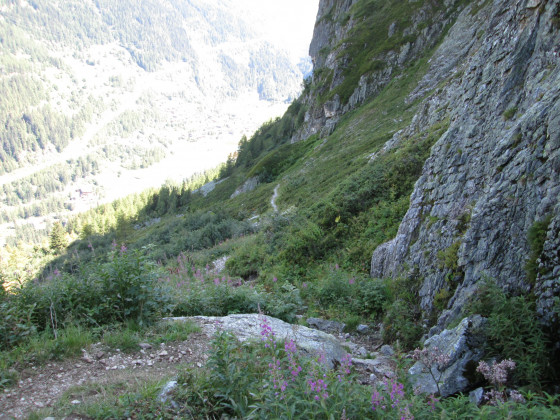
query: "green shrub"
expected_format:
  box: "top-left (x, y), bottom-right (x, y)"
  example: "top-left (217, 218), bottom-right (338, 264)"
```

top-left (174, 329), bottom-right (411, 419)
top-left (382, 299), bottom-right (423, 350)
top-left (468, 280), bottom-right (552, 389)
top-left (225, 236), bottom-right (267, 279)
top-left (97, 249), bottom-right (171, 325)
top-left (0, 285), bottom-right (35, 350)
top-left (279, 220), bottom-right (325, 267)
top-left (19, 248), bottom-right (171, 331)
top-left (314, 269), bottom-right (353, 307)
top-left (170, 272), bottom-right (301, 323)
top-left (352, 278), bottom-right (389, 318)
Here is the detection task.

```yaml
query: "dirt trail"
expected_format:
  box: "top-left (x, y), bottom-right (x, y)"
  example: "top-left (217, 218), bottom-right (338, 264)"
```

top-left (0, 332), bottom-right (212, 419)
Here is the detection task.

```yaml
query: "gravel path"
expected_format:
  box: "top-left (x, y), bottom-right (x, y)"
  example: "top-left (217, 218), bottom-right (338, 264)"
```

top-left (0, 332), bottom-right (212, 419)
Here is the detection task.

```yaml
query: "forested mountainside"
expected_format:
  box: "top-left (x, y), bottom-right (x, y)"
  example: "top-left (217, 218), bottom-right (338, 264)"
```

top-left (1, 0), bottom-right (560, 417)
top-left (0, 0), bottom-right (309, 244)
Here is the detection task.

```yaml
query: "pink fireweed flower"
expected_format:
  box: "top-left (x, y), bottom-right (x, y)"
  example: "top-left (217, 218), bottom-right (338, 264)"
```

top-left (214, 278), bottom-right (220, 285)
top-left (120, 244), bottom-right (127, 254)
top-left (260, 316), bottom-right (275, 349)
top-left (427, 394), bottom-right (439, 411)
top-left (308, 377), bottom-right (329, 401)
top-left (273, 276), bottom-right (278, 283)
top-left (349, 277), bottom-right (355, 285)
top-left (285, 340), bottom-right (302, 380)
top-left (371, 390), bottom-right (384, 411)
top-left (268, 359), bottom-right (287, 398)
top-left (341, 353), bottom-right (352, 375)
top-left (389, 380), bottom-right (405, 408)
top-left (302, 282), bottom-right (308, 289)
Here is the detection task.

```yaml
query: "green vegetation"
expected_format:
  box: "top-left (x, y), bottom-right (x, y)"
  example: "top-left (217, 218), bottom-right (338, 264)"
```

top-left (467, 280), bottom-right (557, 390)
top-left (382, 276), bottom-right (423, 349)
top-left (311, 0), bottom-right (474, 106)
top-left (525, 215), bottom-right (553, 284)
top-left (502, 106), bottom-right (518, 120)
top-left (32, 328), bottom-right (560, 419)
top-left (48, 222), bottom-right (68, 253)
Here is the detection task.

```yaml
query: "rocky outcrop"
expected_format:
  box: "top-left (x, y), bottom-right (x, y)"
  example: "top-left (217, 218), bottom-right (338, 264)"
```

top-left (409, 316), bottom-right (486, 396)
top-left (294, 0), bottom-right (474, 142)
top-left (535, 210), bottom-right (560, 327)
top-left (166, 314), bottom-right (398, 381)
top-left (230, 176), bottom-right (259, 198)
top-left (369, 0), bottom-right (560, 330)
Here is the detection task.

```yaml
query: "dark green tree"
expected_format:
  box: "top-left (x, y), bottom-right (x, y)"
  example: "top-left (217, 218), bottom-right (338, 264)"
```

top-left (49, 222), bottom-right (67, 253)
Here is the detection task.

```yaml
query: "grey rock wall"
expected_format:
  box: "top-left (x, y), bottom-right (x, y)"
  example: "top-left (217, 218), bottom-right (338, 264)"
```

top-left (370, 0), bottom-right (560, 330)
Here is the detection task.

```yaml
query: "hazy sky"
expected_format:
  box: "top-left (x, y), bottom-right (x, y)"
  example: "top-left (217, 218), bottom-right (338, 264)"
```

top-left (231, 0), bottom-right (320, 61)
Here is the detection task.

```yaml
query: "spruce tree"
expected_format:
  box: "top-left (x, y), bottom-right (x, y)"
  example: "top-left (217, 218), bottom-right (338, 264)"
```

top-left (49, 222), bottom-right (67, 253)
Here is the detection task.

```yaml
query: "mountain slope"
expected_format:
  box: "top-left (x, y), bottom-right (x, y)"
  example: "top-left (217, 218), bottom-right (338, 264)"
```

top-left (2, 0), bottom-right (560, 407)
top-left (33, 0), bottom-right (558, 335)
top-left (0, 0), bottom-right (313, 244)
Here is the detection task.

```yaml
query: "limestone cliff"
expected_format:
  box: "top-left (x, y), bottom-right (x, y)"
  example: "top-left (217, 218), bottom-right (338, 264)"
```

top-left (303, 0), bottom-right (560, 332)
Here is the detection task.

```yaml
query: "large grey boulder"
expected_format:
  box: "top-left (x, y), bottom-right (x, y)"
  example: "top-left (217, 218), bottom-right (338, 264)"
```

top-left (167, 314), bottom-right (348, 366)
top-left (409, 315), bottom-right (486, 396)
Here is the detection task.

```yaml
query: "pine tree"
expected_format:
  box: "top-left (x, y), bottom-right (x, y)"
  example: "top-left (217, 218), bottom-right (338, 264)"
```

top-left (49, 222), bottom-right (67, 253)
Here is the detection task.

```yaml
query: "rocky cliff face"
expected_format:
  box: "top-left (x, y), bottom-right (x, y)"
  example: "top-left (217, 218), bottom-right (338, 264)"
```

top-left (295, 0), bottom-right (475, 141)
top-left (304, 0), bottom-right (560, 332)
top-left (371, 0), bottom-right (560, 332)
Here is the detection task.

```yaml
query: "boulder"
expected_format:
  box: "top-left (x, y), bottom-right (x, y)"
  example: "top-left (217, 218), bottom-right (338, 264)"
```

top-left (356, 324), bottom-right (370, 334)
top-left (379, 345), bottom-right (395, 357)
top-left (306, 317), bottom-right (346, 334)
top-left (408, 315), bottom-right (486, 396)
top-left (167, 314), bottom-right (348, 366)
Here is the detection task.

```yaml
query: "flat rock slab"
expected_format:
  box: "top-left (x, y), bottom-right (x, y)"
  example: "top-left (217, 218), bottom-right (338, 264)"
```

top-left (166, 314), bottom-right (348, 365)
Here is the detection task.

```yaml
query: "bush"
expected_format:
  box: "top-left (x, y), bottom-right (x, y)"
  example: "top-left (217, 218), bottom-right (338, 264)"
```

top-left (382, 299), bottom-right (423, 350)
top-left (525, 215), bottom-right (552, 284)
top-left (0, 291), bottom-right (35, 351)
top-left (19, 248), bottom-right (171, 331)
top-left (468, 280), bottom-right (553, 389)
top-left (225, 236), bottom-right (267, 279)
top-left (170, 270), bottom-right (301, 323)
top-left (97, 248), bottom-right (171, 325)
top-left (175, 325), bottom-right (417, 419)
top-left (352, 278), bottom-right (389, 318)
top-left (314, 268), bottom-right (353, 307)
